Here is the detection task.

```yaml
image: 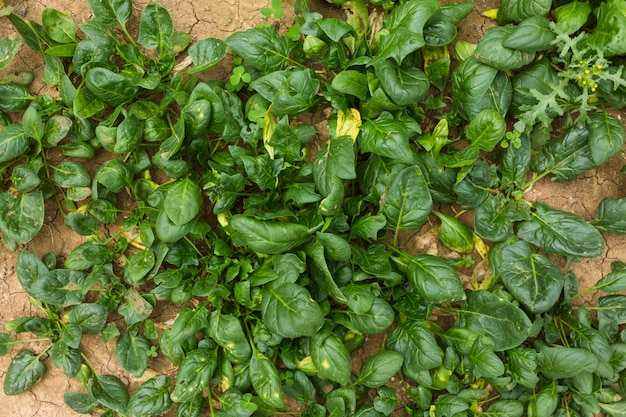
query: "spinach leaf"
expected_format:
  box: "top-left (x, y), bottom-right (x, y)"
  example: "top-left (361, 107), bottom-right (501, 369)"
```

top-left (261, 282), bottom-right (324, 338)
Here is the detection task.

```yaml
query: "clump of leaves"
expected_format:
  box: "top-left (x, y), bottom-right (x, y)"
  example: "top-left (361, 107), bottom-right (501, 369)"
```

top-left (1, 0), bottom-right (626, 416)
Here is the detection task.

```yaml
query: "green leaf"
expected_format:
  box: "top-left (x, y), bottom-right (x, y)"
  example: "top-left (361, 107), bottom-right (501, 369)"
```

top-left (250, 69), bottom-right (320, 117)
top-left (338, 297), bottom-right (395, 334)
top-left (10, 165), bottom-right (40, 193)
top-left (382, 165), bottom-right (432, 231)
top-left (209, 311), bottom-right (251, 364)
top-left (497, 0), bottom-right (552, 23)
top-left (350, 214), bottom-right (387, 240)
top-left (536, 345), bottom-right (599, 379)
top-left (74, 87), bottom-right (106, 119)
top-left (85, 67), bottom-right (138, 107)
top-left (360, 113), bottom-right (415, 164)
top-left (69, 303), bottom-right (108, 334)
top-left (261, 282), bottom-right (324, 338)
top-left (0, 37), bottom-right (21, 71)
top-left (114, 114), bottom-right (143, 154)
top-left (311, 330), bottom-right (352, 385)
top-left (502, 15), bottom-right (556, 51)
top-left (407, 254), bottom-right (465, 304)
top-left (554, 0), bottom-right (592, 34)
top-left (138, 3), bottom-right (173, 55)
top-left (356, 350), bottom-right (404, 388)
top-left (89, 374), bottom-right (129, 415)
top-left (372, 0), bottom-right (440, 65)
top-left (94, 158), bottom-right (132, 193)
top-left (231, 215), bottom-right (313, 254)
top-left (490, 239), bottom-right (565, 313)
top-left (42, 8), bottom-right (77, 43)
top-left (0, 83), bottom-right (31, 112)
top-left (508, 348), bottom-right (540, 388)
top-left (432, 394), bottom-right (469, 417)
top-left (171, 347), bottom-right (217, 403)
top-left (50, 340), bottom-right (81, 377)
top-left (226, 26), bottom-right (294, 72)
top-left (22, 105), bottom-right (44, 142)
top-left (127, 376), bottom-right (172, 417)
top-left (517, 203), bottom-right (605, 258)
top-left (306, 239), bottom-right (348, 304)
top-left (170, 305), bottom-right (209, 345)
top-left (596, 269), bottom-right (626, 293)
top-left (587, 111), bottom-right (625, 166)
top-left (64, 212), bottom-right (99, 236)
top-left (53, 161), bottom-right (91, 188)
top-left (87, 0), bottom-right (132, 27)
top-left (3, 350), bottom-right (46, 395)
top-left (468, 337), bottom-right (505, 379)
top-left (457, 290), bottom-right (531, 351)
top-left (116, 330), bottom-right (151, 378)
top-left (465, 108), bottom-right (506, 152)
top-left (29, 269), bottom-right (85, 306)
top-left (475, 26), bottom-right (535, 70)
top-left (250, 350), bottom-right (286, 408)
top-left (0, 333), bottom-right (14, 356)
top-left (0, 190), bottom-right (44, 245)
top-left (386, 320), bottom-right (442, 379)
top-left (482, 400), bottom-right (524, 417)
top-left (331, 70), bottom-right (368, 101)
top-left (435, 212), bottom-right (474, 253)
top-left (65, 242), bottom-right (115, 270)
top-left (0, 124), bottom-right (29, 163)
top-left (594, 197), bottom-right (626, 234)
top-left (64, 392), bottom-right (100, 414)
top-left (187, 38), bottom-right (227, 73)
top-left (375, 60), bottom-right (430, 106)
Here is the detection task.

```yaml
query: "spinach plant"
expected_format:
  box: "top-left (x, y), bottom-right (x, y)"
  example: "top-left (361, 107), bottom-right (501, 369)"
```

top-left (0, 0), bottom-right (626, 416)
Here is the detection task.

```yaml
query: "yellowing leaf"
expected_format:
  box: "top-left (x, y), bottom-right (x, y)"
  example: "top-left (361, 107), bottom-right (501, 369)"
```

top-left (336, 108), bottom-right (362, 142)
top-left (483, 8), bottom-right (499, 19)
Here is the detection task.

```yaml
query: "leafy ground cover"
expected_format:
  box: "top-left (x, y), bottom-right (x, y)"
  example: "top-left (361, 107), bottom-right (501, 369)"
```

top-left (0, 0), bottom-right (626, 416)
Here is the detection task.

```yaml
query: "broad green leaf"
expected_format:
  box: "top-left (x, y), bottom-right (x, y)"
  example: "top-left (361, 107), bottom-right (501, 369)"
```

top-left (0, 124), bottom-right (29, 163)
top-left (569, 323), bottom-right (611, 363)
top-left (89, 374), bottom-right (129, 415)
top-left (187, 38), bottom-right (227, 74)
top-left (155, 210), bottom-right (194, 243)
top-left (594, 197), bottom-right (626, 234)
top-left (250, 351), bottom-right (285, 408)
top-left (483, 400), bottom-right (524, 417)
top-left (375, 59), bottom-right (430, 106)
top-left (596, 269), bottom-right (626, 293)
top-left (3, 350), bottom-right (46, 395)
top-left (250, 68), bottom-right (320, 117)
top-left (0, 333), bottom-right (14, 356)
top-left (490, 239), bottom-right (565, 313)
top-left (497, 0), bottom-right (552, 23)
top-left (316, 232), bottom-right (351, 262)
top-left (469, 337), bottom-right (505, 379)
top-left (311, 331), bottom-right (352, 385)
top-left (114, 114), bottom-right (143, 154)
top-left (171, 347), bottom-right (217, 403)
top-left (554, 0), bottom-right (592, 34)
top-left (465, 108), bottom-right (506, 151)
top-left (209, 311), bottom-right (251, 364)
top-left (85, 67), bottom-right (138, 107)
top-left (87, 0), bottom-right (132, 27)
top-left (261, 282), bottom-right (324, 338)
top-left (386, 320), bottom-right (442, 379)
top-left (382, 165), bottom-right (432, 231)
top-left (356, 350), bottom-right (404, 388)
top-left (116, 331), bottom-right (150, 378)
top-left (360, 113), bottom-right (415, 164)
top-left (350, 214), bottom-right (387, 240)
top-left (64, 392), bottom-right (100, 414)
top-left (502, 15), bottom-right (556, 51)
top-left (226, 26), bottom-right (294, 72)
top-left (64, 242), bottom-right (115, 270)
top-left (124, 249), bottom-right (155, 286)
top-left (435, 212), bottom-right (474, 253)
top-left (536, 345), bottom-right (599, 379)
top-left (53, 161), bottom-right (91, 188)
top-left (0, 190), bottom-right (44, 245)
top-left (372, 0), bottom-right (440, 65)
top-left (94, 159), bottom-right (132, 193)
top-left (64, 212), bottom-right (99, 236)
top-left (474, 196), bottom-right (514, 242)
top-left (10, 164), bottom-right (40, 193)
top-left (500, 133), bottom-right (531, 189)
top-left (118, 289), bottom-right (155, 326)
top-left (170, 305), bottom-right (209, 345)
top-left (508, 348), bottom-right (539, 388)
top-left (408, 254), bottom-right (464, 304)
top-left (42, 8), bottom-right (77, 43)
top-left (517, 203), bottom-right (605, 258)
top-left (127, 376), bottom-right (172, 417)
top-left (69, 303), bottom-right (108, 334)
top-left (307, 239), bottom-right (347, 304)
top-left (138, 3), bottom-right (173, 55)
top-left (475, 26), bottom-right (535, 71)
top-left (0, 37), bottom-right (21, 70)
top-left (16, 249), bottom-right (48, 297)
top-left (331, 70), bottom-right (368, 101)
top-left (74, 87), bottom-right (106, 119)
top-left (342, 283), bottom-right (376, 315)
top-left (22, 105), bottom-right (44, 142)
top-left (457, 290), bottom-right (531, 351)
top-left (0, 83), bottom-right (32, 112)
top-left (587, 111), bottom-right (625, 166)
top-left (231, 215), bottom-right (313, 254)
top-left (50, 340), bottom-right (81, 377)
top-left (5, 13), bottom-right (43, 53)
top-left (29, 269), bottom-right (86, 306)
top-left (338, 297), bottom-right (395, 334)
top-left (432, 394), bottom-right (469, 417)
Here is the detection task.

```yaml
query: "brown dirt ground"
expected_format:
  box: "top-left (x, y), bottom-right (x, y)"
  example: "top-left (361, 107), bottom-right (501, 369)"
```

top-left (0, 0), bottom-right (625, 416)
